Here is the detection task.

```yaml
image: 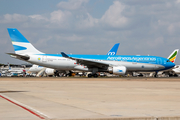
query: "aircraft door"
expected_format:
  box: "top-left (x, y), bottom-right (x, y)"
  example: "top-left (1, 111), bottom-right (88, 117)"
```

top-left (42, 56), bottom-right (47, 62)
top-left (157, 58), bottom-right (162, 64)
top-left (154, 58), bottom-right (161, 69)
top-left (154, 58), bottom-right (162, 69)
top-left (132, 57), bottom-right (137, 64)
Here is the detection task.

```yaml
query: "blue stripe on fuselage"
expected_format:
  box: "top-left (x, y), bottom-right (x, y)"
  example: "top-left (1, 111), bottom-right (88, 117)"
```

top-left (35, 54), bottom-right (168, 65)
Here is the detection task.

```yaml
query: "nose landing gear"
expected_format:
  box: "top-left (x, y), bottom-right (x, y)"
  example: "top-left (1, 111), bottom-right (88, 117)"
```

top-left (154, 71), bottom-right (158, 78)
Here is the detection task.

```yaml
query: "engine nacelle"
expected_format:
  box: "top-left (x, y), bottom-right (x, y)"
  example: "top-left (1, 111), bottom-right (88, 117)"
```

top-left (108, 66), bottom-right (126, 75)
top-left (45, 68), bottom-right (55, 76)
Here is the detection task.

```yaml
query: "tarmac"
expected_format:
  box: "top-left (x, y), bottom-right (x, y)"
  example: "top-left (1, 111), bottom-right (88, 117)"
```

top-left (0, 77), bottom-right (180, 120)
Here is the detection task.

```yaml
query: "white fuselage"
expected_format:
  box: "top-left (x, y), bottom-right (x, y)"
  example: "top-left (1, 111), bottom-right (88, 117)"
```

top-left (27, 54), bottom-right (165, 72)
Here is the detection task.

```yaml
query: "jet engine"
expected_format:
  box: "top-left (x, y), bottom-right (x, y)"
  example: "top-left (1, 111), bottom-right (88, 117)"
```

top-left (108, 66), bottom-right (126, 75)
top-left (45, 68), bottom-right (55, 76)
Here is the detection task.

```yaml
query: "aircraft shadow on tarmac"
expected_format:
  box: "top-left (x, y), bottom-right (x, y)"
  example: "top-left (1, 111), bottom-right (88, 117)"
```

top-left (0, 91), bottom-right (28, 93)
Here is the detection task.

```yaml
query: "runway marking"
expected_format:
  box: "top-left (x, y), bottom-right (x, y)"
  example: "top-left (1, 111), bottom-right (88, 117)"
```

top-left (0, 93), bottom-right (49, 119)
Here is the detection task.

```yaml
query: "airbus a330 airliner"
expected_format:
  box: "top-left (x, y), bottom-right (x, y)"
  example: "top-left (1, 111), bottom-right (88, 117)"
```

top-left (28, 43), bottom-right (120, 77)
top-left (7, 28), bottom-right (176, 77)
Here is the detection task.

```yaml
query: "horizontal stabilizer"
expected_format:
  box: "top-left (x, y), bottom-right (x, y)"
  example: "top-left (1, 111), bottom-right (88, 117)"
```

top-left (6, 53), bottom-right (30, 61)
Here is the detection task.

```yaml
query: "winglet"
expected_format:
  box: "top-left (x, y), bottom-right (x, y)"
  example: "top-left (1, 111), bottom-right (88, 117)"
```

top-left (61, 52), bottom-right (69, 58)
top-left (167, 49), bottom-right (179, 63)
top-left (107, 43), bottom-right (120, 55)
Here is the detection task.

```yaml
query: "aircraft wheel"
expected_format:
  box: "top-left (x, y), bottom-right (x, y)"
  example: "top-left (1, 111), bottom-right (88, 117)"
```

top-left (93, 74), bottom-right (98, 78)
top-left (154, 72), bottom-right (158, 78)
top-left (174, 74), bottom-right (178, 77)
top-left (88, 74), bottom-right (92, 78)
top-left (169, 74), bottom-right (173, 77)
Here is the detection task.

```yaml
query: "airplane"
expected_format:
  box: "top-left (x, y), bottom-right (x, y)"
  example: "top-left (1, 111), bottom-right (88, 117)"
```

top-left (0, 63), bottom-right (27, 77)
top-left (28, 43), bottom-right (120, 77)
top-left (28, 65), bottom-right (53, 76)
top-left (28, 65), bottom-right (55, 77)
top-left (7, 28), bottom-right (175, 78)
top-left (161, 49), bottom-right (179, 77)
top-left (28, 65), bottom-right (44, 73)
top-left (7, 63), bottom-right (26, 74)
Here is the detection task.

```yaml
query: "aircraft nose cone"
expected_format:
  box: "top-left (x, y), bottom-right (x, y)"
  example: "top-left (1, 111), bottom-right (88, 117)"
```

top-left (167, 62), bottom-right (175, 69)
top-left (171, 62), bottom-right (175, 67)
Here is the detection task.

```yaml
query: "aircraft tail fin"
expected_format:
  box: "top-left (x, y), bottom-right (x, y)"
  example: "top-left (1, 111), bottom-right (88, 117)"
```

top-left (7, 28), bottom-right (44, 54)
top-left (107, 43), bottom-right (120, 55)
top-left (168, 49), bottom-right (179, 63)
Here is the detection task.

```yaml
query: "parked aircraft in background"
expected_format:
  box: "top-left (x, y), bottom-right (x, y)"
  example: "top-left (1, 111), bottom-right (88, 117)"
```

top-left (7, 28), bottom-right (175, 77)
top-left (161, 49), bottom-right (179, 77)
top-left (0, 63), bottom-right (26, 77)
top-left (28, 65), bottom-right (44, 73)
top-left (162, 65), bottom-right (180, 77)
top-left (172, 65), bottom-right (180, 74)
top-left (28, 65), bottom-right (57, 77)
top-left (8, 63), bottom-right (26, 74)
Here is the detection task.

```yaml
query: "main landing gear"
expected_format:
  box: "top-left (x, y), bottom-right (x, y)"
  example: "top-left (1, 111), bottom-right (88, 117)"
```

top-left (154, 71), bottom-right (158, 78)
top-left (88, 73), bottom-right (98, 78)
top-left (88, 68), bottom-right (99, 78)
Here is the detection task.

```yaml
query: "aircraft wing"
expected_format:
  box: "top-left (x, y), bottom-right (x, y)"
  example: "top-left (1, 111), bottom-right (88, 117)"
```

top-left (6, 53), bottom-right (30, 61)
top-left (61, 52), bottom-right (109, 68)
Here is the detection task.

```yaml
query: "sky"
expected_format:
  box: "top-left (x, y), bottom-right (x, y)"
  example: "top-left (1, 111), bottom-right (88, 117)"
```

top-left (0, 0), bottom-right (180, 64)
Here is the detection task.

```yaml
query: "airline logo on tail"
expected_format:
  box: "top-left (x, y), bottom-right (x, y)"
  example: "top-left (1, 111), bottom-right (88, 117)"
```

top-left (107, 43), bottom-right (120, 55)
top-left (7, 28), bottom-right (44, 54)
top-left (168, 49), bottom-right (179, 63)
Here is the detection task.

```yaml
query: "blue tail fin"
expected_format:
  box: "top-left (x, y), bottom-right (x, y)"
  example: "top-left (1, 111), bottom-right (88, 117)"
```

top-left (107, 43), bottom-right (120, 55)
top-left (7, 28), bottom-right (43, 54)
